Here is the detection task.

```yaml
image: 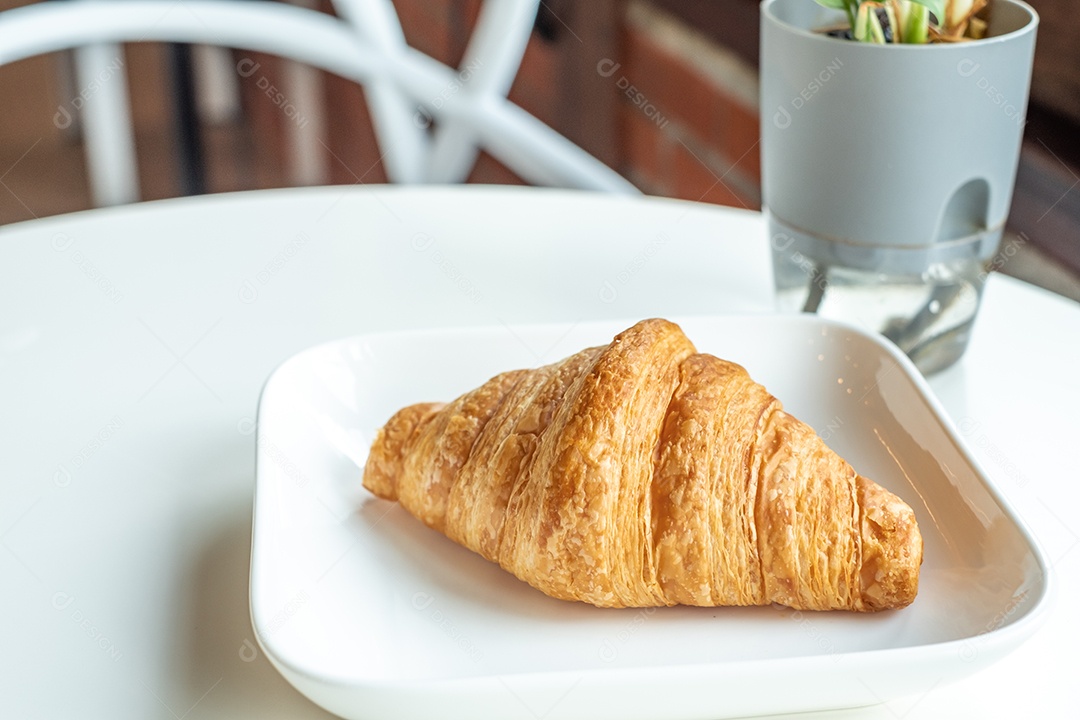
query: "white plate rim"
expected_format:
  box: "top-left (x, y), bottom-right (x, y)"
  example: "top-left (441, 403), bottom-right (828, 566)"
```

top-left (248, 314), bottom-right (1055, 716)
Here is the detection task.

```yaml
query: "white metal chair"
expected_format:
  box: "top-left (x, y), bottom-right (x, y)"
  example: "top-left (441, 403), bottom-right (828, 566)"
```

top-left (0, 0), bottom-right (638, 207)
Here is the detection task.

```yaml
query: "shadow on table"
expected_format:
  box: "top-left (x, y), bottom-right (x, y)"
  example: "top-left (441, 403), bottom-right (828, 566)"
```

top-left (176, 497), bottom-right (336, 718)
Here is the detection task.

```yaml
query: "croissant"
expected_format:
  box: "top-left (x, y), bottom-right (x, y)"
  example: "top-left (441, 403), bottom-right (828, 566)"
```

top-left (363, 319), bottom-right (922, 611)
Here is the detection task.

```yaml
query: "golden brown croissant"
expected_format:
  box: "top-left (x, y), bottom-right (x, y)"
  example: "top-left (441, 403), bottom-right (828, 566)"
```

top-left (363, 319), bottom-right (922, 611)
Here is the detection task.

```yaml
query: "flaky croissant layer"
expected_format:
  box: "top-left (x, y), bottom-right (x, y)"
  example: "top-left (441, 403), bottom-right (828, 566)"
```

top-left (363, 319), bottom-right (922, 611)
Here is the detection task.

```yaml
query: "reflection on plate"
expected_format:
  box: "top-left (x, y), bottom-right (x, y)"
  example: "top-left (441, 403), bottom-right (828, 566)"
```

top-left (250, 316), bottom-right (1050, 720)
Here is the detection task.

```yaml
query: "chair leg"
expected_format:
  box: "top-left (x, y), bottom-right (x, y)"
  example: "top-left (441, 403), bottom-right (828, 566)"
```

top-left (169, 43), bottom-right (206, 196)
top-left (282, 57), bottom-right (328, 186)
top-left (75, 42), bottom-right (139, 206)
top-left (331, 0), bottom-right (428, 183)
top-left (192, 45), bottom-right (242, 125)
top-left (424, 0), bottom-right (540, 184)
top-left (0, 0), bottom-right (637, 193)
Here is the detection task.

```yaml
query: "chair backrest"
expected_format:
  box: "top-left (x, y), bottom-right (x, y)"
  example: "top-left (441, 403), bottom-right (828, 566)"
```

top-left (0, 0), bottom-right (637, 207)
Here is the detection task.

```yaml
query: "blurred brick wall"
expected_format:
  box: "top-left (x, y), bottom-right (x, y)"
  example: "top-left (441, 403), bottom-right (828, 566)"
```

top-left (1, 0), bottom-right (767, 224)
top-left (318, 0), bottom-right (763, 209)
top-left (321, 0), bottom-right (547, 187)
top-left (615, 1), bottom-right (760, 209)
top-left (1026, 0), bottom-right (1080, 126)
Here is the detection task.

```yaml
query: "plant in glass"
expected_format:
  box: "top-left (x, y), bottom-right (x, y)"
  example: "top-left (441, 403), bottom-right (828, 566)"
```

top-left (814, 0), bottom-right (990, 44)
top-left (761, 0), bottom-right (1038, 373)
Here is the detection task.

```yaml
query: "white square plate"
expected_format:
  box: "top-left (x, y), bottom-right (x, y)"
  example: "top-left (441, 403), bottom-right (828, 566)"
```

top-left (250, 316), bottom-right (1051, 720)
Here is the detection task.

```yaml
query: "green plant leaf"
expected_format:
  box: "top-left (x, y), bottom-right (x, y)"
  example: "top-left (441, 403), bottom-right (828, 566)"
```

top-left (813, 0), bottom-right (859, 28)
top-left (884, 2), bottom-right (900, 42)
top-left (907, 0), bottom-right (945, 22)
top-left (855, 3), bottom-right (887, 43)
top-left (903, 3), bottom-right (930, 43)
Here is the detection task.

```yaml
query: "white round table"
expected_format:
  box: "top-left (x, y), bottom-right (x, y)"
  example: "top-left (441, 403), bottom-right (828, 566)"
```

top-left (1, 186), bottom-right (1076, 718)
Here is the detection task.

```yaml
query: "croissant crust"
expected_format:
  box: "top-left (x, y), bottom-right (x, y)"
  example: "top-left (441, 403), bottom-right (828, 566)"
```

top-left (363, 319), bottom-right (922, 611)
